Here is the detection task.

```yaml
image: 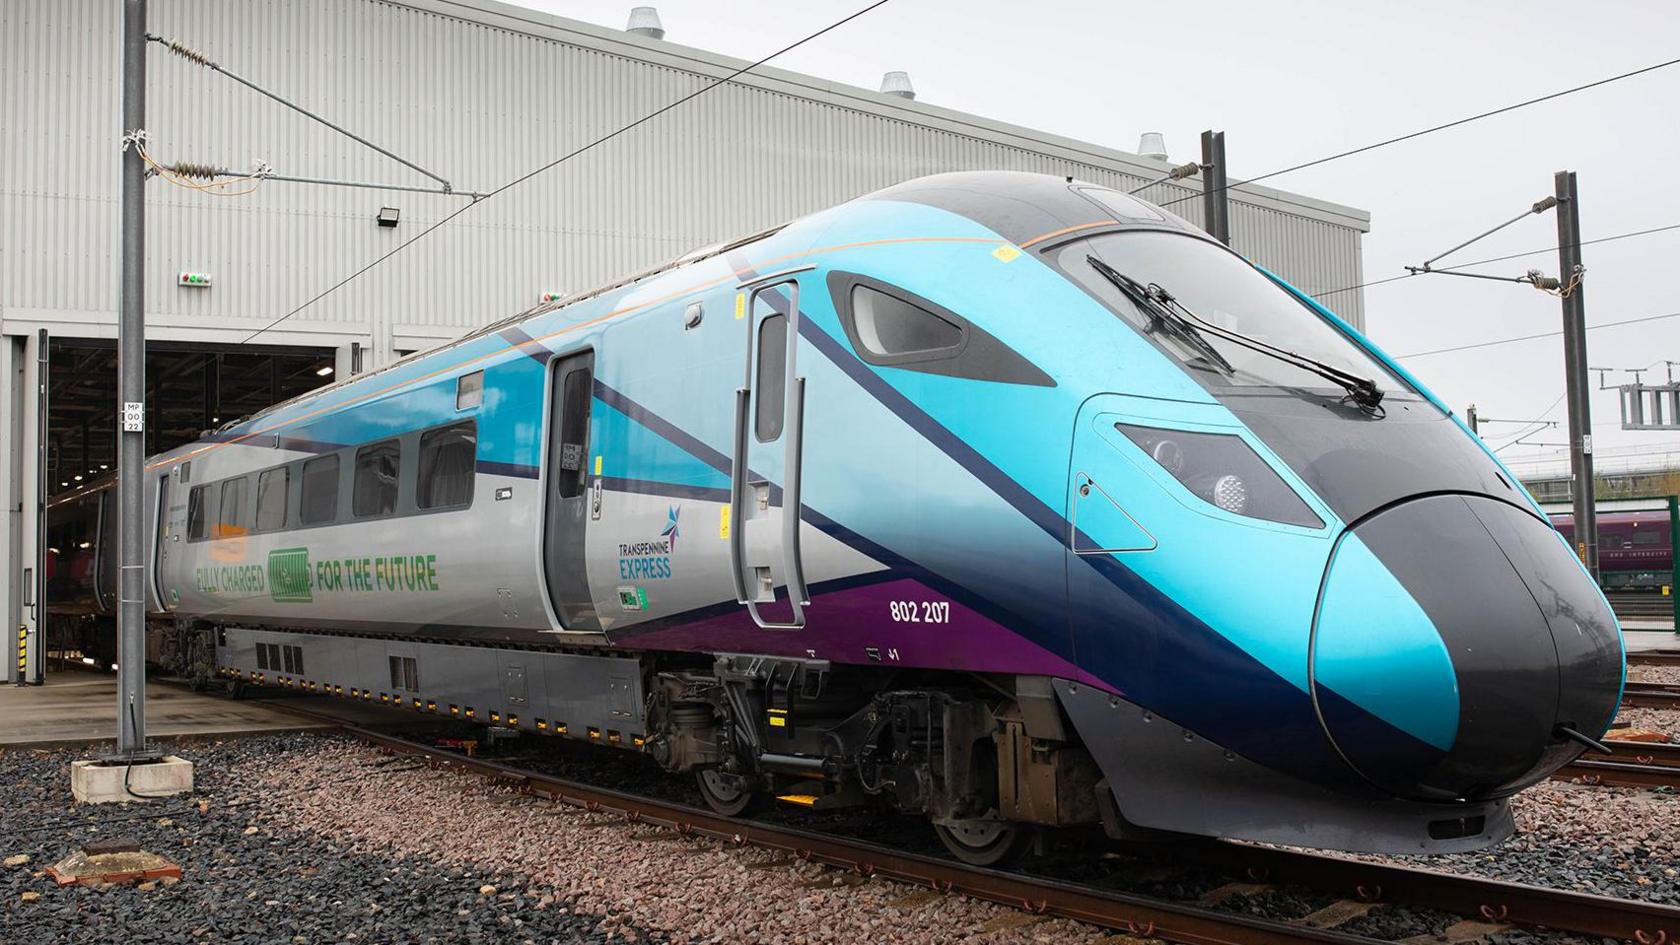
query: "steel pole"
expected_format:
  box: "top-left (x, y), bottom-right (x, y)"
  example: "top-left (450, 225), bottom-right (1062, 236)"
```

top-left (1555, 170), bottom-right (1598, 580)
top-left (32, 330), bottom-right (47, 684)
top-left (1200, 131), bottom-right (1231, 246)
top-left (117, 0), bottom-right (149, 756)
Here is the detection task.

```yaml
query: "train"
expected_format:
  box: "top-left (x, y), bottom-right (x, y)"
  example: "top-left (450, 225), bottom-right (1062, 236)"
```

top-left (47, 171), bottom-right (1625, 864)
top-left (1551, 510), bottom-right (1673, 592)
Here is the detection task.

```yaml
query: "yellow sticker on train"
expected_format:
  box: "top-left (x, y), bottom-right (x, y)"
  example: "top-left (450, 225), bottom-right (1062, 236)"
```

top-left (734, 293), bottom-right (745, 319)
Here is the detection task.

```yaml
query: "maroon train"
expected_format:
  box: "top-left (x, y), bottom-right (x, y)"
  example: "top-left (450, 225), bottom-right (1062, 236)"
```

top-left (1550, 510), bottom-right (1673, 591)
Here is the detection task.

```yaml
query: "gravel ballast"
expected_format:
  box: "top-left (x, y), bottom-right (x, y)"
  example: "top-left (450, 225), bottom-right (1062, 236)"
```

top-left (1, 735), bottom-right (1110, 944)
top-left (0, 736), bottom-right (618, 944)
top-left (6, 715), bottom-right (1678, 944)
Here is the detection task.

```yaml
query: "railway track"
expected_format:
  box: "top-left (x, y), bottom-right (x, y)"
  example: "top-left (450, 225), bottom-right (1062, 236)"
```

top-left (1630, 650), bottom-right (1680, 668)
top-left (1623, 681), bottom-right (1680, 709)
top-left (275, 707), bottom-right (1680, 945)
top-left (1608, 593), bottom-right (1674, 621)
top-left (1559, 740), bottom-right (1680, 789)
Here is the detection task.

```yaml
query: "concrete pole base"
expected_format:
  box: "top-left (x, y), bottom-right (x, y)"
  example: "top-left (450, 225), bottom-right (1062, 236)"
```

top-left (70, 756), bottom-right (194, 803)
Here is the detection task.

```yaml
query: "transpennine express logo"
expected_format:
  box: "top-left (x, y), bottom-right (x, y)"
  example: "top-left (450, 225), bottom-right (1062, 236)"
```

top-left (619, 505), bottom-right (679, 580)
top-left (661, 505), bottom-right (680, 550)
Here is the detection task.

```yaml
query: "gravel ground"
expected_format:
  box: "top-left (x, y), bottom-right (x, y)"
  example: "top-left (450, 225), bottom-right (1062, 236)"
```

top-left (1625, 664), bottom-right (1680, 686)
top-left (0, 737), bottom-right (620, 945)
top-left (1372, 780), bottom-right (1680, 904)
top-left (239, 736), bottom-right (1112, 945)
top-left (9, 719), bottom-right (1676, 945)
top-left (1614, 706), bottom-right (1679, 740)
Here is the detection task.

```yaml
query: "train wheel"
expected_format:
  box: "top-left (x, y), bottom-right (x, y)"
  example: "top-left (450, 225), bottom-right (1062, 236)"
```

top-left (934, 819), bottom-right (1036, 867)
top-left (695, 768), bottom-right (761, 817)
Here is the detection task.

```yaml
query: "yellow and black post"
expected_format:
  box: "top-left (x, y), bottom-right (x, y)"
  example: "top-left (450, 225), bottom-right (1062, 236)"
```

top-left (1668, 494), bottom-right (1678, 636)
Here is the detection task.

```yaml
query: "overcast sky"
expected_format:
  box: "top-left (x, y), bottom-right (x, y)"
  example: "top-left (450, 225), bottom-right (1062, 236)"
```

top-left (514, 0), bottom-right (1679, 478)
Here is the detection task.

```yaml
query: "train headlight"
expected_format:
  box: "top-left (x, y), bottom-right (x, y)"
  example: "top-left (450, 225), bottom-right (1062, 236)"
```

top-left (1212, 474), bottom-right (1248, 514)
top-left (1114, 423), bottom-right (1322, 528)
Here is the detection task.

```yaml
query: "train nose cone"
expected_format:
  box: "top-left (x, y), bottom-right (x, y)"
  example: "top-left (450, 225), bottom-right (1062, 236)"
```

top-left (1311, 494), bottom-right (1623, 801)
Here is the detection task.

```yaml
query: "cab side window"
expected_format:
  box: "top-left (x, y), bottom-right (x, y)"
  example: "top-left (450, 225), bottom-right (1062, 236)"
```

top-left (829, 272), bottom-right (1054, 387)
top-left (851, 285), bottom-right (962, 359)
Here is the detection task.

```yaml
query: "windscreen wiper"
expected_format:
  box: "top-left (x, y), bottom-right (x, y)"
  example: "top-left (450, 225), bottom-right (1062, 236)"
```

top-left (1088, 255), bottom-right (1385, 411)
top-left (1086, 256), bottom-right (1234, 376)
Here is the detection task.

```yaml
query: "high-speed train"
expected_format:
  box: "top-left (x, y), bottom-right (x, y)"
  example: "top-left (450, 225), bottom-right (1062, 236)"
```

top-left (75, 172), bottom-right (1627, 864)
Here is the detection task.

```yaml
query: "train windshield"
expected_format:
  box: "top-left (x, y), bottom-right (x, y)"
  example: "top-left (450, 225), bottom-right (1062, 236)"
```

top-left (1058, 231), bottom-right (1421, 409)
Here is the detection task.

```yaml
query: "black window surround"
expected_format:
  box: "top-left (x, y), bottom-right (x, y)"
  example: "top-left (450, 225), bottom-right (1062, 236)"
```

top-left (827, 271), bottom-right (1054, 387)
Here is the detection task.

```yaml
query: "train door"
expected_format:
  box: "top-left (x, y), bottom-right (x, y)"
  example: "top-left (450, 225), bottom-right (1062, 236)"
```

top-left (151, 472), bottom-right (170, 609)
top-left (1065, 396), bottom-right (1159, 672)
top-left (729, 277), bottom-right (810, 628)
top-left (543, 351), bottom-right (601, 631)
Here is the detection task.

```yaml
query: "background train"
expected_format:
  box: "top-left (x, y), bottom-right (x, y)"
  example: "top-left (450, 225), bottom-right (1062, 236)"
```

top-left (44, 172), bottom-right (1623, 865)
top-left (1551, 510), bottom-right (1673, 592)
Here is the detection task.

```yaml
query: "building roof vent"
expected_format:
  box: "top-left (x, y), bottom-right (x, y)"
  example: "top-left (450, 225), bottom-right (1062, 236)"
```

top-left (880, 71), bottom-right (916, 100)
top-left (1136, 132), bottom-right (1169, 162)
top-left (626, 6), bottom-right (665, 39)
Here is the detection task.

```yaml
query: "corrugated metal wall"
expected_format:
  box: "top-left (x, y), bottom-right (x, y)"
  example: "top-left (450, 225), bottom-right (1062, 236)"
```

top-left (0, 0), bottom-right (1369, 366)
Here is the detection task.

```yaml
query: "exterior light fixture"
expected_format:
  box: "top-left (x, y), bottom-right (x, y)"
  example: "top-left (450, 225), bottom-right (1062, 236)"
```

top-left (315, 365), bottom-right (334, 377)
top-left (376, 207), bottom-right (400, 228)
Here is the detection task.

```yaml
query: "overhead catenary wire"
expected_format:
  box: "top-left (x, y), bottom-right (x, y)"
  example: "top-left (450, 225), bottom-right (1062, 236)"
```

top-left (1157, 54), bottom-right (1680, 210)
top-left (1393, 310), bottom-right (1680, 359)
top-left (1489, 393), bottom-right (1567, 453)
top-left (1313, 222), bottom-right (1680, 300)
top-left (240, 0), bottom-right (894, 345)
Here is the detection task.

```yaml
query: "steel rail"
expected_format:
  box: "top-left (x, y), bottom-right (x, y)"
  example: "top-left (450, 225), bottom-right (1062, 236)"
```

top-left (1623, 682), bottom-right (1680, 709)
top-left (1557, 757), bottom-right (1680, 789)
top-left (1590, 741), bottom-right (1680, 768)
top-left (1629, 651), bottom-right (1680, 667)
top-left (301, 715), bottom-right (1680, 945)
top-left (1158, 841), bottom-right (1680, 942)
top-left (1562, 740), bottom-right (1680, 787)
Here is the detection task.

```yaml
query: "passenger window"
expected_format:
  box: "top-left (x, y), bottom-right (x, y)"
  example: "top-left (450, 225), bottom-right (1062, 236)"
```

top-left (418, 422), bottom-right (476, 510)
top-left (217, 477), bottom-right (248, 537)
top-left (851, 284), bottom-right (961, 358)
top-left (187, 486), bottom-right (208, 540)
top-left (755, 314), bottom-right (787, 442)
top-left (299, 455), bottom-right (340, 526)
top-left (255, 467), bottom-right (288, 531)
top-left (353, 440), bottom-right (401, 518)
top-left (555, 368), bottom-right (592, 499)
